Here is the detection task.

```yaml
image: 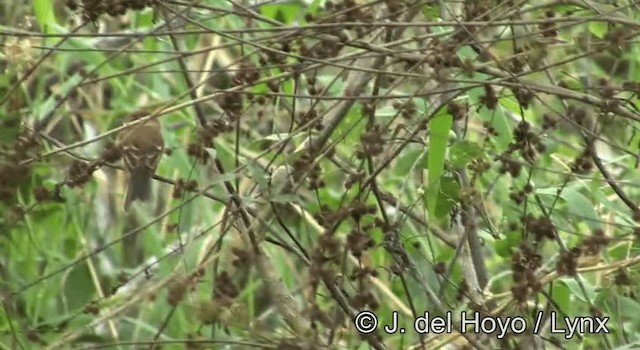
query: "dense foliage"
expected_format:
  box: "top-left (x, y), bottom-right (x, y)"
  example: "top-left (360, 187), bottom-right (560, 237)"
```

top-left (2, 0), bottom-right (640, 349)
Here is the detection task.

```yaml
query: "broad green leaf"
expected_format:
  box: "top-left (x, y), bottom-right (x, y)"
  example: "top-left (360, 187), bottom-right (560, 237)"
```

top-left (449, 140), bottom-right (483, 168)
top-left (550, 281), bottom-right (571, 311)
top-left (616, 296), bottom-right (640, 327)
top-left (559, 276), bottom-right (597, 304)
top-left (426, 112), bottom-right (453, 221)
top-left (421, 4), bottom-right (439, 20)
top-left (434, 176), bottom-right (460, 219)
top-left (305, 0), bottom-right (324, 16)
top-left (536, 185), bottom-right (602, 230)
top-left (500, 96), bottom-right (520, 115)
top-left (33, 0), bottom-right (57, 34)
top-left (246, 160), bottom-right (270, 191)
top-left (63, 265), bottom-right (95, 312)
top-left (260, 4), bottom-right (302, 24)
top-left (495, 231), bottom-right (521, 258)
top-left (589, 22), bottom-right (607, 39)
top-left (493, 110), bottom-right (514, 150)
top-left (204, 147), bottom-right (217, 160)
top-left (394, 147), bottom-right (427, 176)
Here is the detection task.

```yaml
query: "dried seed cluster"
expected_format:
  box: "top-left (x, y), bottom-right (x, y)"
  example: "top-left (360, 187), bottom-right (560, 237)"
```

top-left (187, 120), bottom-right (233, 163)
top-left (580, 229), bottom-right (609, 256)
top-left (65, 0), bottom-right (158, 21)
top-left (511, 243), bottom-right (542, 303)
top-left (356, 124), bottom-right (386, 159)
top-left (539, 10), bottom-right (558, 38)
top-left (521, 214), bottom-right (557, 242)
top-left (556, 248), bottom-right (580, 276)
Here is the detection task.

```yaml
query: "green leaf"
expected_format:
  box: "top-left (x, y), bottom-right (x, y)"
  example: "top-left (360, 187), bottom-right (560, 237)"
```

top-left (536, 185), bottom-right (602, 230)
top-left (305, 0), bottom-right (324, 16)
top-left (33, 0), bottom-right (57, 34)
top-left (426, 112), bottom-right (453, 221)
top-left (492, 113), bottom-right (513, 151)
top-left (434, 176), bottom-right (460, 219)
top-left (246, 160), bottom-right (270, 191)
top-left (260, 3), bottom-right (302, 24)
top-left (449, 140), bottom-right (483, 168)
top-left (559, 276), bottom-right (597, 304)
top-left (204, 147), bottom-right (217, 160)
top-left (421, 4), bottom-right (439, 20)
top-left (495, 231), bottom-right (521, 258)
top-left (589, 22), bottom-right (607, 39)
top-left (500, 96), bottom-right (521, 115)
top-left (394, 147), bottom-right (427, 176)
top-left (63, 265), bottom-right (95, 312)
top-left (562, 187), bottom-right (602, 230)
top-left (550, 281), bottom-right (571, 311)
top-left (616, 295), bottom-right (640, 327)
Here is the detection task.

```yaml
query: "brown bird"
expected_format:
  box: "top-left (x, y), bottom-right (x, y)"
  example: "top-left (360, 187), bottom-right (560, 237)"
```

top-left (118, 111), bottom-right (164, 211)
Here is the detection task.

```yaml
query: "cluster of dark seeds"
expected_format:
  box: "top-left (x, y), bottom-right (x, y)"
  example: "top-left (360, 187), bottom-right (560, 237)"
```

top-left (166, 271), bottom-right (202, 306)
top-left (479, 84), bottom-right (498, 110)
top-left (580, 229), bottom-right (610, 255)
top-left (323, 0), bottom-right (373, 27)
top-left (510, 86), bottom-right (535, 109)
top-left (344, 171), bottom-right (365, 190)
top-left (297, 110), bottom-right (323, 131)
top-left (521, 214), bottom-right (557, 241)
top-left (496, 154), bottom-right (522, 177)
top-left (216, 92), bottom-right (244, 118)
top-left (299, 38), bottom-right (345, 62)
top-left (307, 163), bottom-right (326, 190)
top-left (233, 60), bottom-right (261, 86)
top-left (509, 121), bottom-right (546, 163)
top-left (65, 0), bottom-right (158, 22)
top-left (566, 105), bottom-right (590, 128)
top-left (511, 243), bottom-right (543, 303)
top-left (172, 178), bottom-right (198, 198)
top-left (187, 120), bottom-right (233, 163)
top-left (289, 149), bottom-right (327, 190)
top-left (450, 0), bottom-right (492, 45)
top-left (308, 231), bottom-right (341, 295)
top-left (356, 124), bottom-right (385, 159)
top-left (603, 27), bottom-right (628, 51)
top-left (0, 131), bottom-right (38, 204)
top-left (213, 271), bottom-right (240, 300)
top-left (596, 78), bottom-right (620, 111)
top-left (509, 183), bottom-right (533, 205)
top-left (448, 101), bottom-right (468, 121)
top-left (67, 160), bottom-right (97, 188)
top-left (346, 227), bottom-right (376, 258)
top-left (614, 268), bottom-right (632, 286)
top-left (556, 247), bottom-right (581, 276)
top-left (392, 99), bottom-right (417, 120)
top-left (425, 38), bottom-right (462, 73)
top-left (569, 146), bottom-right (594, 174)
top-left (464, 0), bottom-right (491, 21)
top-left (539, 10), bottom-right (558, 38)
